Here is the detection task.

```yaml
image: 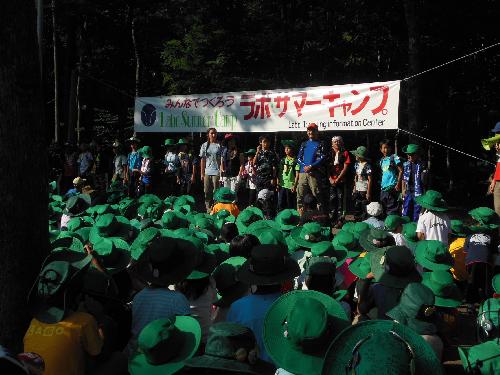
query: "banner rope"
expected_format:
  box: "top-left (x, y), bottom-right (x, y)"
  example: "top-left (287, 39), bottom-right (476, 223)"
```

top-left (401, 42), bottom-right (500, 82)
top-left (397, 128), bottom-right (495, 166)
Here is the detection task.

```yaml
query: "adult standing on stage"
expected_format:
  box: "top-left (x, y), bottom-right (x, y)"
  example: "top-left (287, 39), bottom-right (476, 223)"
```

top-left (200, 128), bottom-right (223, 212)
top-left (124, 136), bottom-right (143, 197)
top-left (296, 123), bottom-right (329, 214)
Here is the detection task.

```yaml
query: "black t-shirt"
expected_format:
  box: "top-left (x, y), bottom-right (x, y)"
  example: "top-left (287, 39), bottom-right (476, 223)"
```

top-left (255, 149), bottom-right (278, 180)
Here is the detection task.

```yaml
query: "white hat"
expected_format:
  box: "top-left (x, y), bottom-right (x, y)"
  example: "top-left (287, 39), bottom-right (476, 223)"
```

top-left (72, 177), bottom-right (86, 186)
top-left (366, 202), bottom-right (383, 217)
top-left (257, 189), bottom-right (274, 201)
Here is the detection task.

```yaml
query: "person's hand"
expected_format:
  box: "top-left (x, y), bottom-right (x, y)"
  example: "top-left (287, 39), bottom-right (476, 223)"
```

top-left (176, 176), bottom-right (181, 185)
top-left (291, 185), bottom-right (296, 193)
top-left (488, 181), bottom-right (495, 194)
top-left (365, 272), bottom-right (375, 279)
top-left (329, 176), bottom-right (336, 185)
top-left (256, 145), bottom-right (262, 154)
top-left (366, 192), bottom-right (371, 201)
top-left (304, 165), bottom-right (312, 173)
top-left (201, 173), bottom-right (205, 180)
top-left (395, 181), bottom-right (402, 192)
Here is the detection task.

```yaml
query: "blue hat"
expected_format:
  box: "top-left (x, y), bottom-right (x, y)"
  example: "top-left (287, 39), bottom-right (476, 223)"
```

top-left (492, 122), bottom-right (500, 133)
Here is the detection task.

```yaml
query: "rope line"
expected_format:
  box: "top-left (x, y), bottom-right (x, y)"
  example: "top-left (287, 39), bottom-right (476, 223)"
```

top-left (397, 128), bottom-right (495, 166)
top-left (402, 42), bottom-right (500, 82)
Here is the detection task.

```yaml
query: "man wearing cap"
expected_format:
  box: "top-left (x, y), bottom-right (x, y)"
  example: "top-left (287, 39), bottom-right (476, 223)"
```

top-left (296, 123), bottom-right (329, 214)
top-left (124, 136), bottom-right (143, 197)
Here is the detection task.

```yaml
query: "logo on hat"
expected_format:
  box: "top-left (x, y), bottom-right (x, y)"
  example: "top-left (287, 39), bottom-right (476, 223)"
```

top-left (141, 104), bottom-right (157, 127)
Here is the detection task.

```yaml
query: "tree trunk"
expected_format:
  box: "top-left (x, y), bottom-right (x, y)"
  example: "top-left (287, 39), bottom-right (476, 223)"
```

top-left (0, 2), bottom-right (48, 351)
top-left (128, 2), bottom-right (141, 97)
top-left (52, 0), bottom-right (60, 143)
top-left (402, 0), bottom-right (420, 138)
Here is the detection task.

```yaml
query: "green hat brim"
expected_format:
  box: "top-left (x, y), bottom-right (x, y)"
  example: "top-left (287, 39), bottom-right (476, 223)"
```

top-left (386, 307), bottom-right (437, 335)
top-left (185, 353), bottom-right (274, 375)
top-left (358, 230), bottom-right (392, 253)
top-left (348, 254), bottom-right (372, 279)
top-left (263, 290), bottom-right (349, 375)
top-left (350, 149), bottom-right (370, 161)
top-left (322, 320), bottom-right (444, 375)
top-left (370, 249), bottom-right (421, 288)
top-left (422, 272), bottom-right (462, 308)
top-left (414, 196), bottom-right (448, 212)
top-left (415, 252), bottom-right (453, 272)
top-left (28, 251), bottom-right (92, 324)
top-left (237, 257), bottom-right (300, 286)
top-left (493, 274), bottom-right (500, 294)
top-left (128, 316), bottom-right (201, 375)
top-left (290, 226), bottom-right (329, 248)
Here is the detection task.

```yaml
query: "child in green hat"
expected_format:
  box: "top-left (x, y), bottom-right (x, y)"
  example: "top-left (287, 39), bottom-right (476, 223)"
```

top-left (242, 149), bottom-right (257, 206)
top-left (402, 143), bottom-right (428, 222)
top-left (351, 145), bottom-right (372, 220)
top-left (415, 190), bottom-right (451, 246)
top-left (278, 140), bottom-right (299, 211)
top-left (163, 139), bottom-right (179, 197)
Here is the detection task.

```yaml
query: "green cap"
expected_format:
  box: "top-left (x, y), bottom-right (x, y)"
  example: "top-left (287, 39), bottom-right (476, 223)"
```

top-left (458, 340), bottom-right (500, 375)
top-left (310, 241), bottom-right (347, 266)
top-left (415, 240), bottom-right (453, 271)
top-left (350, 146), bottom-right (370, 160)
top-left (402, 222), bottom-right (419, 244)
top-left (384, 215), bottom-right (405, 231)
top-left (290, 222), bottom-right (329, 248)
top-left (415, 190), bottom-right (448, 212)
top-left (213, 187), bottom-right (236, 204)
top-left (469, 207), bottom-right (499, 231)
top-left (275, 209), bottom-right (300, 231)
top-left (402, 144), bottom-right (420, 154)
top-left (422, 270), bottom-right (462, 308)
top-left (332, 230), bottom-right (361, 258)
top-left (211, 257), bottom-right (248, 307)
top-left (163, 138), bottom-right (176, 146)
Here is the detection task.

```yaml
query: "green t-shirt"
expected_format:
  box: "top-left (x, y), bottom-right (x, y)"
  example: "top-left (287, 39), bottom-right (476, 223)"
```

top-left (279, 156), bottom-right (299, 189)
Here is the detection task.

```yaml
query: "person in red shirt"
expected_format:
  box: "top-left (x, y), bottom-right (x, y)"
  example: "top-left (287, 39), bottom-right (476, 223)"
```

top-left (329, 136), bottom-right (351, 228)
top-left (487, 135), bottom-right (500, 215)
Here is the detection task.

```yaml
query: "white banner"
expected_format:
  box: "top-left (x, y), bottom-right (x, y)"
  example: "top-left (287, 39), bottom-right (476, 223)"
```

top-left (134, 80), bottom-right (400, 133)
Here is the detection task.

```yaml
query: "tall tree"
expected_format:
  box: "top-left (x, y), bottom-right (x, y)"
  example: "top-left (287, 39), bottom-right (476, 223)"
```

top-left (0, 1), bottom-right (47, 351)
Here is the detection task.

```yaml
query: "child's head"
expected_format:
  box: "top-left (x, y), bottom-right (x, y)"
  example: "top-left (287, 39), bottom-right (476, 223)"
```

top-left (379, 139), bottom-right (392, 157)
top-left (247, 155), bottom-right (254, 162)
top-left (178, 143), bottom-right (188, 153)
top-left (284, 145), bottom-right (293, 156)
top-left (259, 135), bottom-right (271, 150)
top-left (303, 194), bottom-right (317, 211)
top-left (220, 222), bottom-right (239, 243)
top-left (229, 234), bottom-right (260, 258)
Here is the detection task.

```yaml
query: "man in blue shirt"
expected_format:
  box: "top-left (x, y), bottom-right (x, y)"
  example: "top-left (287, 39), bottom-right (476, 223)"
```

top-left (296, 123), bottom-right (329, 213)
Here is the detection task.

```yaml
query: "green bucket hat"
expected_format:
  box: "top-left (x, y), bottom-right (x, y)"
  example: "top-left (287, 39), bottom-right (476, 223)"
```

top-left (161, 211), bottom-right (189, 230)
top-left (63, 194), bottom-right (91, 217)
top-left (469, 207), bottom-right (500, 231)
top-left (322, 320), bottom-right (444, 375)
top-left (422, 270), bottom-right (462, 308)
top-left (476, 298), bottom-right (500, 343)
top-left (237, 245), bottom-right (300, 286)
top-left (66, 216), bottom-right (93, 233)
top-left (92, 237), bottom-right (131, 274)
top-left (386, 283), bottom-right (438, 335)
top-left (130, 227), bottom-right (161, 260)
top-left (28, 251), bottom-right (92, 324)
top-left (139, 145), bottom-right (153, 158)
top-left (246, 219), bottom-right (281, 236)
top-left (211, 256), bottom-right (249, 307)
top-left (290, 222), bottom-right (329, 249)
top-left (370, 246), bottom-right (421, 289)
top-left (177, 138), bottom-right (188, 145)
top-left (384, 215), bottom-right (405, 231)
top-left (415, 240), bottom-right (453, 271)
top-left (415, 190), bottom-right (448, 212)
top-left (359, 228), bottom-right (393, 252)
top-left (342, 222), bottom-right (356, 233)
top-left (257, 229), bottom-right (288, 250)
top-left (138, 194), bottom-right (162, 206)
top-left (310, 241), bottom-right (348, 267)
top-left (129, 316), bottom-right (201, 375)
top-left (285, 233), bottom-right (302, 253)
top-left (236, 208), bottom-right (264, 234)
top-left (348, 252), bottom-right (372, 280)
top-left (135, 237), bottom-right (200, 286)
top-left (51, 232), bottom-right (85, 253)
top-left (402, 222), bottom-right (419, 244)
top-left (173, 195), bottom-right (196, 210)
top-left (304, 257), bottom-right (345, 288)
top-left (263, 290), bottom-right (349, 375)
top-left (244, 148), bottom-right (257, 156)
top-left (275, 209), bottom-right (301, 231)
top-left (89, 214), bottom-right (132, 244)
top-left (163, 138), bottom-right (176, 147)
top-left (186, 236), bottom-right (218, 280)
top-left (189, 217), bottom-right (217, 235)
top-left (185, 322), bottom-right (275, 374)
top-left (350, 222), bottom-right (370, 240)
top-left (450, 220), bottom-right (470, 237)
top-left (350, 145), bottom-right (370, 161)
top-left (402, 143), bottom-right (420, 154)
top-left (332, 230), bottom-right (361, 258)
top-left (281, 139), bottom-right (297, 148)
top-left (493, 274), bottom-right (500, 294)
top-left (458, 340), bottom-right (500, 375)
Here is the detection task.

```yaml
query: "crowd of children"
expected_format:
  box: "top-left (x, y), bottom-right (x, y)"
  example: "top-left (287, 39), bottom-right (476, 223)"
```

top-left (3, 126), bottom-right (500, 375)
